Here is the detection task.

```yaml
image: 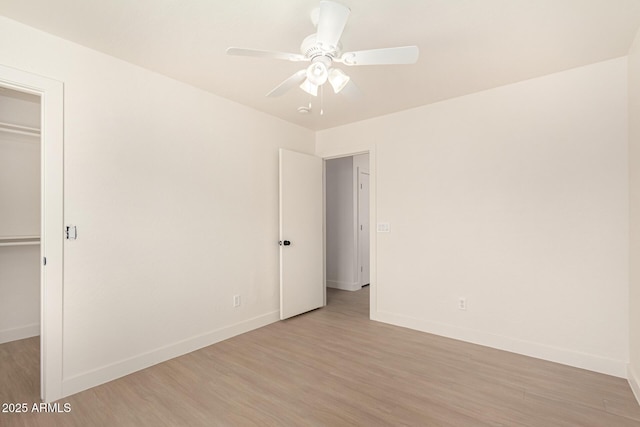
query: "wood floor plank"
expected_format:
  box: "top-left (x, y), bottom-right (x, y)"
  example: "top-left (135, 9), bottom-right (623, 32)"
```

top-left (0, 287), bottom-right (638, 426)
top-left (605, 396), bottom-right (640, 421)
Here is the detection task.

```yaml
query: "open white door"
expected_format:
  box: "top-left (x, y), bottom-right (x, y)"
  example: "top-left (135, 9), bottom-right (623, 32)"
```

top-left (279, 149), bottom-right (323, 320)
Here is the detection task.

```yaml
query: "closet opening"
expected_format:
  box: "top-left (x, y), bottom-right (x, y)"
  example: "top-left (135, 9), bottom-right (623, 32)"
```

top-left (0, 86), bottom-right (42, 399)
top-left (0, 65), bottom-right (64, 403)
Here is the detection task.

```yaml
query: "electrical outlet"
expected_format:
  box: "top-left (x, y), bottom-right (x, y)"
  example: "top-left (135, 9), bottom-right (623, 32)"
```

top-left (233, 295), bottom-right (241, 308)
top-left (458, 298), bottom-right (466, 310)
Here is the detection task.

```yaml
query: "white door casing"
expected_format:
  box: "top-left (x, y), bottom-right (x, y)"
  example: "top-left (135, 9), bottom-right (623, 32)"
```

top-left (279, 149), bottom-right (324, 320)
top-left (0, 65), bottom-right (64, 402)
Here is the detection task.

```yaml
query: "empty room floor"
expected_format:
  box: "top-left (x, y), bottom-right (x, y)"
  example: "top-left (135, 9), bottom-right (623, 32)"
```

top-left (1, 287), bottom-right (639, 426)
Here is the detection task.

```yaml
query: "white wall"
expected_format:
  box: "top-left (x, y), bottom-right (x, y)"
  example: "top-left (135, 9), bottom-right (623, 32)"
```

top-left (0, 91), bottom-right (41, 343)
top-left (317, 57), bottom-right (629, 377)
top-left (0, 91), bottom-right (40, 237)
top-left (326, 156), bottom-right (358, 290)
top-left (628, 27), bottom-right (640, 401)
top-left (0, 246), bottom-right (40, 343)
top-left (0, 16), bottom-right (315, 397)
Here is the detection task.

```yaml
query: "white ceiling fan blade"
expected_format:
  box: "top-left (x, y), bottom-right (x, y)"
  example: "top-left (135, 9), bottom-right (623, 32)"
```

top-left (339, 46), bottom-right (419, 66)
top-left (316, 1), bottom-right (350, 50)
top-left (266, 70), bottom-right (307, 97)
top-left (226, 47), bottom-right (307, 62)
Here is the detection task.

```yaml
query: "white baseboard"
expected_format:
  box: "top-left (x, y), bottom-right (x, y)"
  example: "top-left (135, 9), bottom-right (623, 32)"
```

top-left (61, 310), bottom-right (280, 398)
top-left (0, 323), bottom-right (39, 344)
top-left (629, 364), bottom-right (640, 405)
top-left (374, 310), bottom-right (627, 378)
top-left (327, 280), bottom-right (361, 292)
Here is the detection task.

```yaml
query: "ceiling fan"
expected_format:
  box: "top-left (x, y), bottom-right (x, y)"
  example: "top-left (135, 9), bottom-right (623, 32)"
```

top-left (226, 1), bottom-right (419, 99)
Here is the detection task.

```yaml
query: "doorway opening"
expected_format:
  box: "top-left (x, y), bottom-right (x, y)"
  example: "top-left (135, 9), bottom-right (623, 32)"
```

top-left (0, 65), bottom-right (64, 403)
top-left (324, 153), bottom-right (370, 314)
top-left (0, 86), bottom-right (42, 400)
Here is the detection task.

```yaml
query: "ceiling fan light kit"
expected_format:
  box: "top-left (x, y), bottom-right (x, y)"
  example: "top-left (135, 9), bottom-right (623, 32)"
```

top-left (300, 77), bottom-right (319, 96)
top-left (307, 62), bottom-right (328, 86)
top-left (328, 68), bottom-right (350, 93)
top-left (226, 0), bottom-right (419, 111)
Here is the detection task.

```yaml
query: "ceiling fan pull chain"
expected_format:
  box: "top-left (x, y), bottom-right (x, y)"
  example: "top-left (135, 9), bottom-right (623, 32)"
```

top-left (320, 84), bottom-right (324, 115)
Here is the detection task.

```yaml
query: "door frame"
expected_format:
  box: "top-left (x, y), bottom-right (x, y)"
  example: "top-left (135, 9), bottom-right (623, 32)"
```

top-left (0, 65), bottom-right (64, 402)
top-left (321, 148), bottom-right (377, 318)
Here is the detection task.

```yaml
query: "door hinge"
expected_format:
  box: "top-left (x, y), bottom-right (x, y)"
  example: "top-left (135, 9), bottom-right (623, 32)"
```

top-left (361, 266), bottom-right (363, 272)
top-left (43, 257), bottom-right (47, 266)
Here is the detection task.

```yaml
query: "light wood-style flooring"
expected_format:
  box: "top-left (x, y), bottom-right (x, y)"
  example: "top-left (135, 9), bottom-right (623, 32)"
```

top-left (1, 287), bottom-right (639, 426)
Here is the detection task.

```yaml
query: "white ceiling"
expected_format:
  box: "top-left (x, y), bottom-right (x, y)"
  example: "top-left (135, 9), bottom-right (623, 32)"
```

top-left (1, 0), bottom-right (640, 130)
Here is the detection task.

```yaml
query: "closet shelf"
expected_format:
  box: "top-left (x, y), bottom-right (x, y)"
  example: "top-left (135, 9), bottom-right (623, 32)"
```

top-left (0, 121), bottom-right (40, 137)
top-left (0, 236), bottom-right (41, 247)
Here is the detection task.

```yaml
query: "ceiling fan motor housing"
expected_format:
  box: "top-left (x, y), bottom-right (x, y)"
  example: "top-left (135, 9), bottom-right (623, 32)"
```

top-left (301, 34), bottom-right (341, 62)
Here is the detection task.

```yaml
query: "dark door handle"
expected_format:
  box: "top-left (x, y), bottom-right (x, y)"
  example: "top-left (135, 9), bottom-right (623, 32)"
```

top-left (280, 240), bottom-right (291, 246)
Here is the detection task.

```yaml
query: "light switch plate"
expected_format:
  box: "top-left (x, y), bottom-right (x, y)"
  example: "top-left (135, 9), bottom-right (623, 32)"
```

top-left (66, 225), bottom-right (77, 240)
top-left (377, 222), bottom-right (390, 233)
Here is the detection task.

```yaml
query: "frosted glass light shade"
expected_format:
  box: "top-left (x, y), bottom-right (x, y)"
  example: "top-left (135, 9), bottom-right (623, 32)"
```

top-left (300, 78), bottom-right (318, 96)
top-left (328, 68), bottom-right (350, 93)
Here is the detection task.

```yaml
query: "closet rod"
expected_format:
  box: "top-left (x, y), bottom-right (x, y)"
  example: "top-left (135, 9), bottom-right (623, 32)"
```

top-left (0, 236), bottom-right (41, 247)
top-left (0, 121), bottom-right (40, 137)
top-left (0, 236), bottom-right (40, 246)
